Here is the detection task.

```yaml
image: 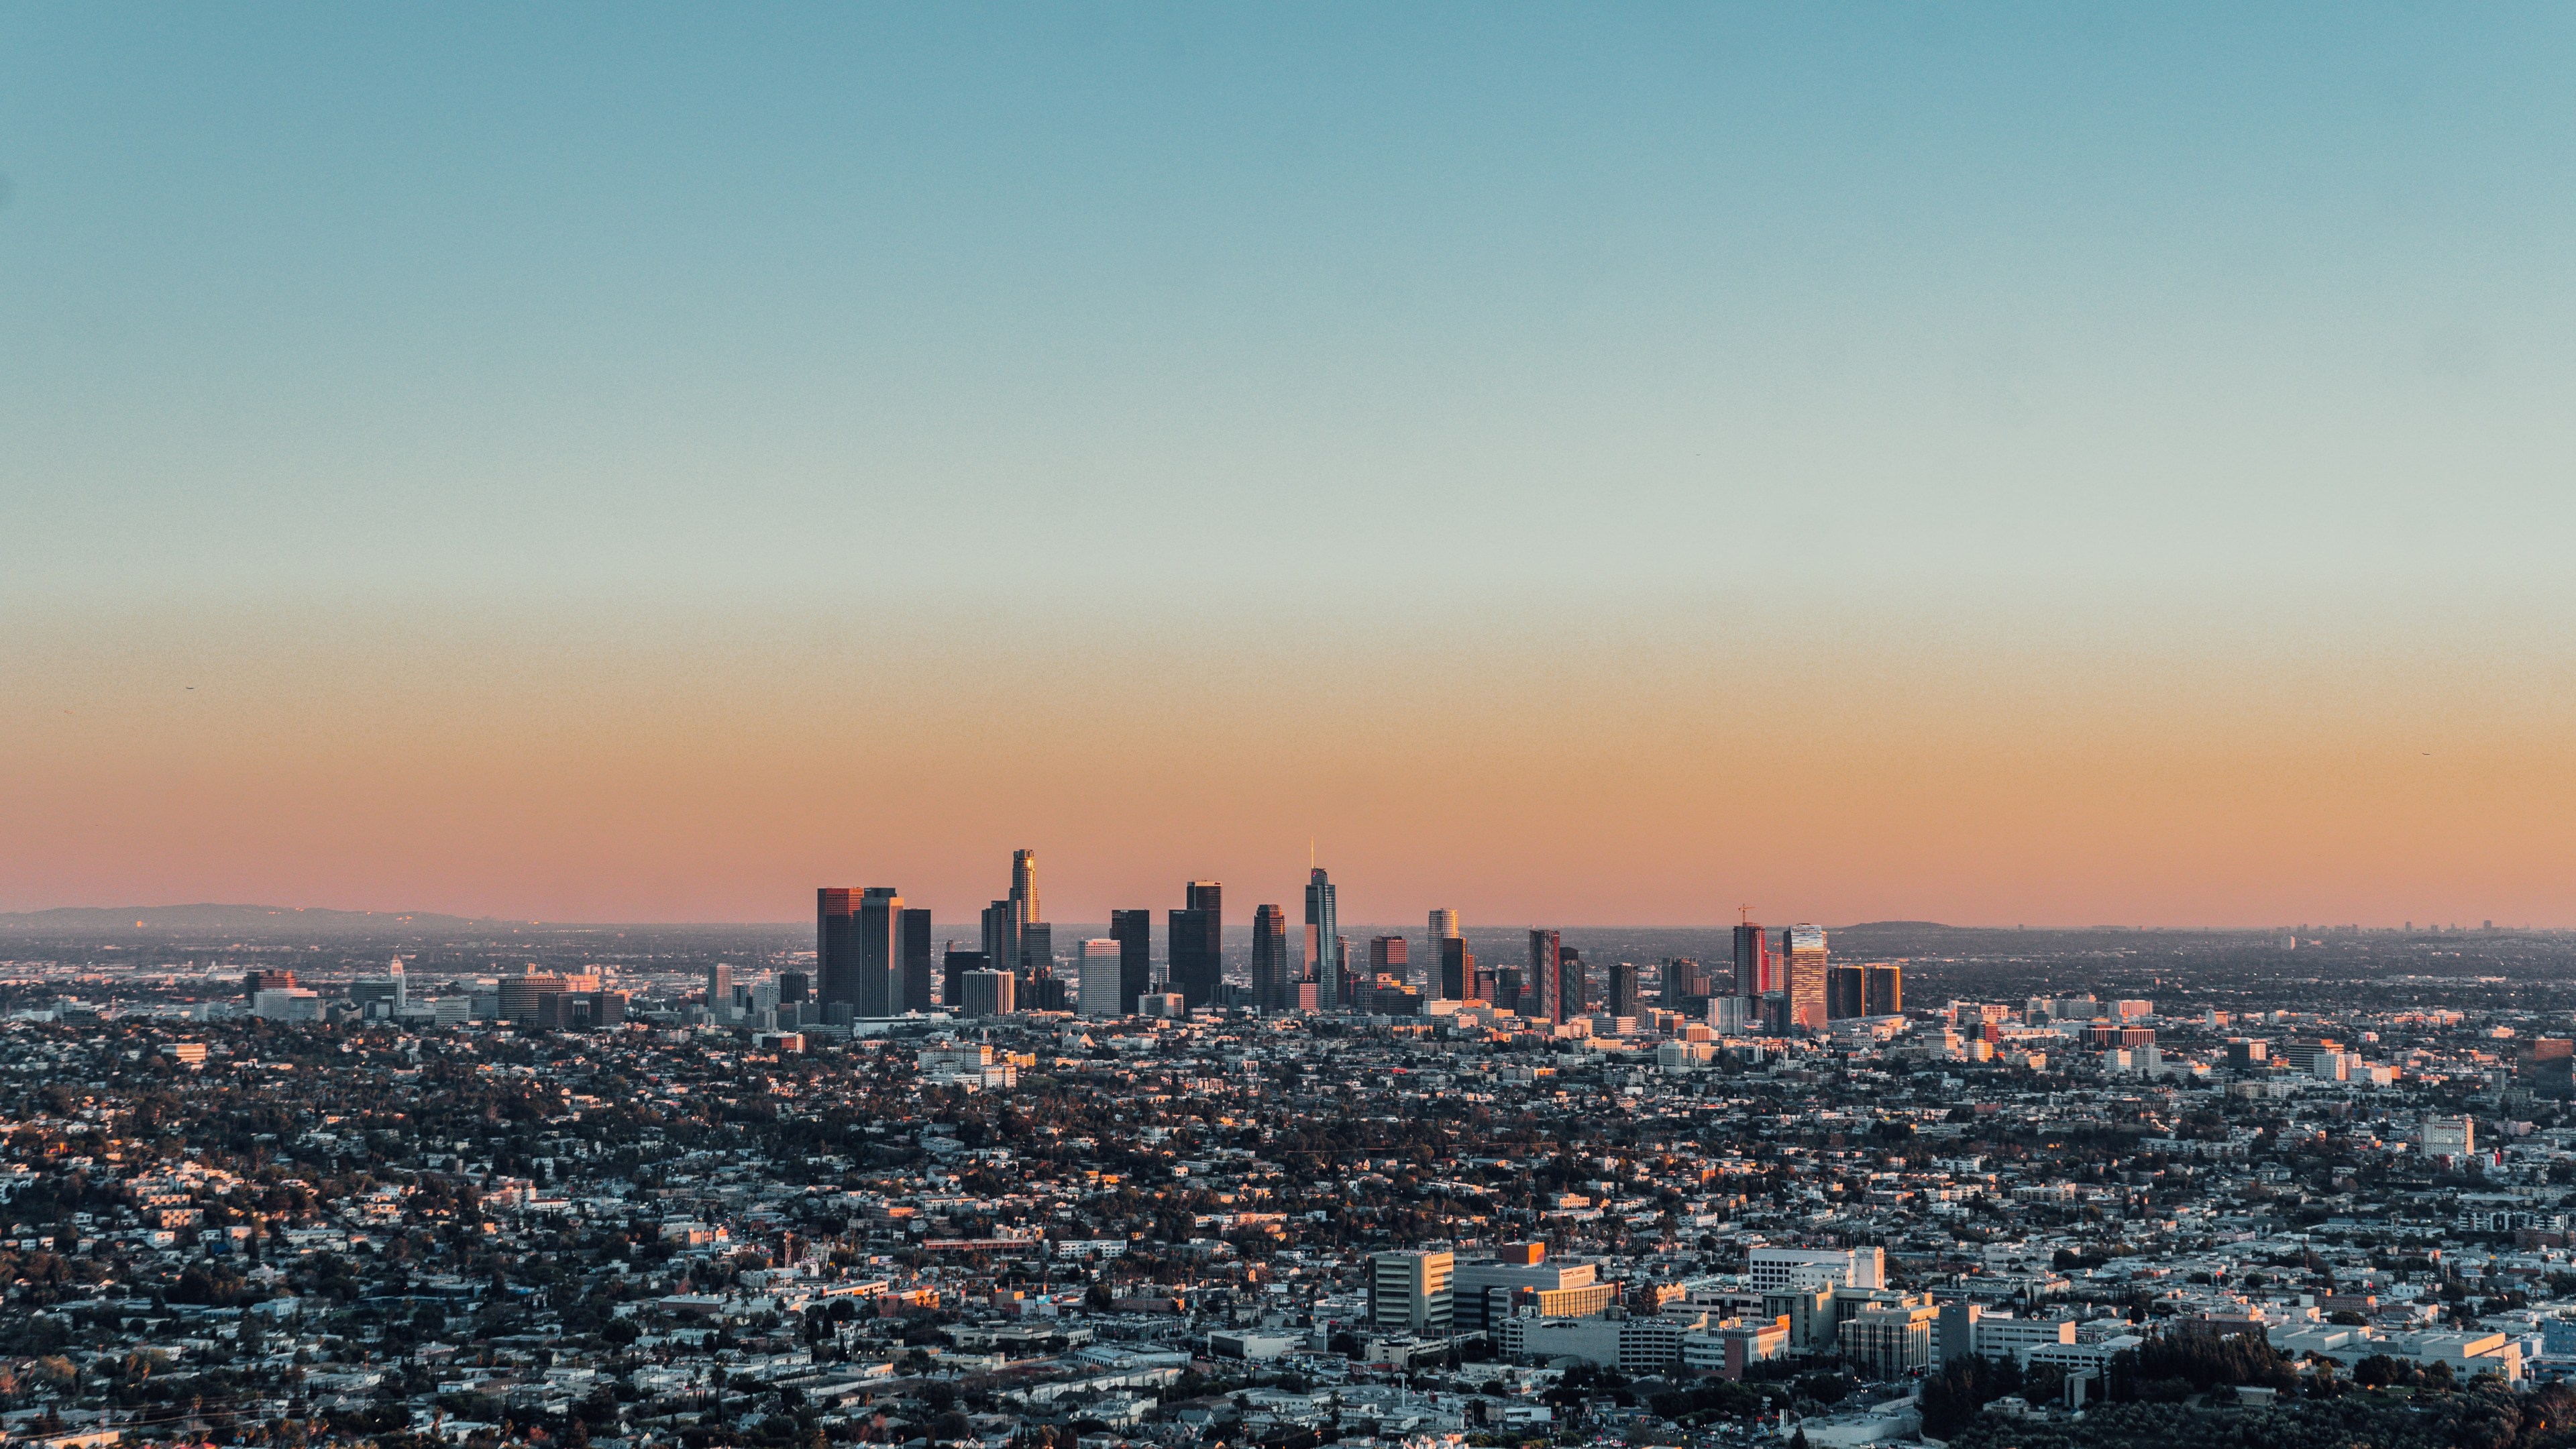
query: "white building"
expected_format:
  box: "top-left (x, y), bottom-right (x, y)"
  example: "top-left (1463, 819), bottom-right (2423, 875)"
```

top-left (252, 988), bottom-right (322, 1022)
top-left (1748, 1246), bottom-right (1883, 1294)
top-left (1079, 938), bottom-right (1124, 1018)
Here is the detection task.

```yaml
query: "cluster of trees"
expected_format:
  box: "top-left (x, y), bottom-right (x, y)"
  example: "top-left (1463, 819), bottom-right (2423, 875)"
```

top-left (1947, 1383), bottom-right (2576, 1449)
top-left (1921, 1353), bottom-right (2072, 1438)
top-left (2104, 1327), bottom-right (2300, 1403)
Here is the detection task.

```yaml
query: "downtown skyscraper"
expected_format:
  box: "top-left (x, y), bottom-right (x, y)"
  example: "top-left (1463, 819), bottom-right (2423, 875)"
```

top-left (1426, 908), bottom-right (1460, 996)
top-left (1110, 908), bottom-right (1152, 1017)
top-left (1782, 922), bottom-right (1829, 1031)
top-left (1305, 867), bottom-right (1340, 1010)
top-left (1169, 880), bottom-right (1223, 1008)
top-left (1250, 903), bottom-right (1293, 1012)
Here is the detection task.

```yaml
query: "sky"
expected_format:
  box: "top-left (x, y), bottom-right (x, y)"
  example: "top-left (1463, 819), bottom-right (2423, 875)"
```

top-left (5, 3), bottom-right (2575, 928)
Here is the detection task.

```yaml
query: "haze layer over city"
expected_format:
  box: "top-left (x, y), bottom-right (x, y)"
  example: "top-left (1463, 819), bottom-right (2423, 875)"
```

top-left (7, 7), bottom-right (2576, 1449)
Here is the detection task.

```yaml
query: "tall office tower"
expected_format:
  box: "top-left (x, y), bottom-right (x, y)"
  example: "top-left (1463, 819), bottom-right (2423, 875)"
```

top-left (900, 908), bottom-right (935, 1013)
top-left (1440, 936), bottom-right (1474, 1000)
top-left (1010, 848), bottom-right (1041, 924)
top-left (1529, 929), bottom-right (1563, 1023)
top-left (1826, 963), bottom-right (1866, 1020)
top-left (1558, 945), bottom-right (1587, 1020)
top-left (1607, 961), bottom-right (1641, 1020)
top-left (981, 900), bottom-right (1019, 989)
top-left (856, 888), bottom-right (902, 1018)
top-left (1865, 963), bottom-right (1903, 1017)
top-left (706, 961), bottom-right (735, 1012)
top-left (1305, 868), bottom-right (1340, 1011)
top-left (1370, 936), bottom-right (1408, 983)
top-left (1495, 965), bottom-right (1521, 1012)
top-left (943, 949), bottom-right (989, 1010)
top-left (1732, 922), bottom-right (1773, 997)
top-left (1110, 910), bottom-right (1152, 1016)
top-left (1426, 909), bottom-right (1462, 994)
top-left (1169, 881), bottom-right (1224, 1008)
top-left (1250, 904), bottom-right (1293, 1011)
top-left (1782, 923), bottom-right (1829, 1030)
top-left (1079, 939), bottom-right (1123, 1018)
top-left (959, 968), bottom-right (1015, 1017)
top-left (1018, 921), bottom-right (1056, 1007)
top-left (818, 888), bottom-right (864, 1010)
top-left (777, 971), bottom-right (809, 1004)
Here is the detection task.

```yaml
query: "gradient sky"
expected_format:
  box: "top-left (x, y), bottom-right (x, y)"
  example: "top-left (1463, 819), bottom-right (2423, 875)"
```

top-left (5, 4), bottom-right (2575, 928)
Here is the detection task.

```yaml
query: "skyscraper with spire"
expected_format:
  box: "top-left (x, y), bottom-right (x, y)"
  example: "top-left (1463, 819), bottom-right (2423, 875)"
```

top-left (1305, 865), bottom-right (1340, 1010)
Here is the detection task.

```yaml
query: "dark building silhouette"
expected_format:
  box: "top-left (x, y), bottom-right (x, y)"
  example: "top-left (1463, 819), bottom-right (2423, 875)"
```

top-left (1440, 936), bottom-right (1474, 1000)
top-left (1827, 963), bottom-right (1866, 1020)
top-left (1865, 963), bottom-right (1903, 1017)
top-left (943, 949), bottom-right (989, 1010)
top-left (1017, 922), bottom-right (1057, 1009)
top-left (818, 889), bottom-right (866, 1012)
top-left (900, 908), bottom-right (934, 1013)
top-left (1493, 965), bottom-right (1519, 1012)
top-left (1169, 880), bottom-right (1223, 1008)
top-left (1110, 909), bottom-right (1153, 1016)
top-left (777, 971), bottom-right (808, 1004)
top-left (856, 888), bottom-right (902, 1018)
top-left (1607, 961), bottom-right (1641, 1020)
top-left (1250, 904), bottom-right (1293, 1011)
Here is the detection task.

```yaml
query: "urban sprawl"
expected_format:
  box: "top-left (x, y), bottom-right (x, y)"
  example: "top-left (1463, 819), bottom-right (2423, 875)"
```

top-left (7, 858), bottom-right (2576, 1449)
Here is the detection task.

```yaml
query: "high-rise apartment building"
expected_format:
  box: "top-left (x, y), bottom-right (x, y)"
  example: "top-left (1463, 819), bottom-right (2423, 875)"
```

top-left (706, 961), bottom-right (734, 1013)
top-left (1782, 924), bottom-right (1828, 1031)
top-left (1110, 909), bottom-right (1152, 1016)
top-left (1441, 936), bottom-right (1474, 1001)
top-left (900, 908), bottom-right (935, 1013)
top-left (1826, 963), bottom-right (1866, 1020)
top-left (1368, 1250), bottom-right (1455, 1336)
top-left (959, 969), bottom-right (1015, 1017)
top-left (1733, 922), bottom-right (1773, 997)
top-left (1305, 868), bottom-right (1340, 1011)
top-left (1558, 945), bottom-right (1587, 1020)
top-left (1426, 908), bottom-right (1461, 995)
top-left (1607, 961), bottom-right (1641, 1020)
top-left (1079, 938), bottom-right (1123, 1018)
top-left (1169, 880), bottom-right (1223, 1008)
top-left (1529, 929), bottom-right (1564, 1024)
top-left (1250, 904), bottom-right (1293, 1012)
top-left (1663, 958), bottom-right (1709, 1009)
top-left (1865, 963), bottom-right (1903, 1017)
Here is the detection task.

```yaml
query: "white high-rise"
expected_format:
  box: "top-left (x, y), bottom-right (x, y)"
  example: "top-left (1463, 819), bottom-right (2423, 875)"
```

top-left (1079, 938), bottom-right (1123, 1018)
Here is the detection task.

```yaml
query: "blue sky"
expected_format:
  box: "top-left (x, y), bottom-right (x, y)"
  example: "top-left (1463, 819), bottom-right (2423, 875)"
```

top-left (7, 3), bottom-right (2571, 606)
top-left (5, 5), bottom-right (2575, 923)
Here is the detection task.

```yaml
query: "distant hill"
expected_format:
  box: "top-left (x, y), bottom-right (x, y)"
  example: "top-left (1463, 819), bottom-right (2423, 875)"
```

top-left (0, 904), bottom-right (510, 934)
